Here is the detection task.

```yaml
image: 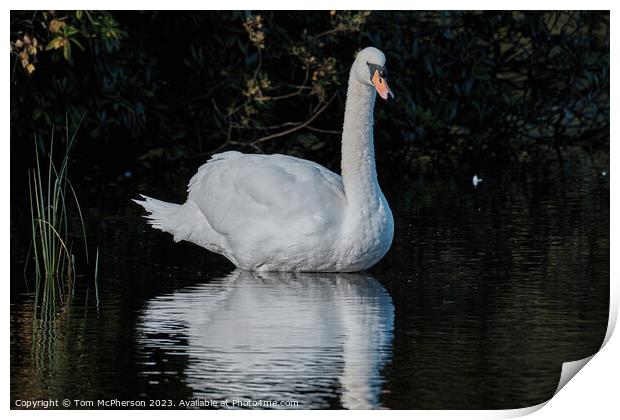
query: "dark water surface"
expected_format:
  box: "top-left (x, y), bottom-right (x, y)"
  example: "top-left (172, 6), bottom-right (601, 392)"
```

top-left (10, 156), bottom-right (609, 409)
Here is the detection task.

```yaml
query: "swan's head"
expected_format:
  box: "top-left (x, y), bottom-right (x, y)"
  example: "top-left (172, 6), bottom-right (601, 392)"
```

top-left (353, 47), bottom-right (394, 100)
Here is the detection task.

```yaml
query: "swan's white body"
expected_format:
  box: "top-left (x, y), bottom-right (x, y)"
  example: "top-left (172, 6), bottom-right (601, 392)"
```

top-left (135, 47), bottom-right (394, 272)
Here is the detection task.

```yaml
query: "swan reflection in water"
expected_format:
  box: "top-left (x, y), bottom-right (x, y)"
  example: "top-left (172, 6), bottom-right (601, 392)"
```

top-left (136, 270), bottom-right (394, 409)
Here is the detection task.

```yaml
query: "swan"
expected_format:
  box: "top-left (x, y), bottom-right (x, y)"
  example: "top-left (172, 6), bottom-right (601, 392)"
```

top-left (134, 46), bottom-right (394, 272)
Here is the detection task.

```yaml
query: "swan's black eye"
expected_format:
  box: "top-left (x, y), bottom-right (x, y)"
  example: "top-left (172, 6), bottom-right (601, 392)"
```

top-left (368, 62), bottom-right (387, 80)
top-left (367, 62), bottom-right (379, 80)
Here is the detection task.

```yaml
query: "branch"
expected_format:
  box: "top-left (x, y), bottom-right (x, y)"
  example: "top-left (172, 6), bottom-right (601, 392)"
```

top-left (255, 69), bottom-right (310, 102)
top-left (251, 91), bottom-right (339, 145)
top-left (306, 125), bottom-right (341, 134)
top-left (236, 121), bottom-right (301, 130)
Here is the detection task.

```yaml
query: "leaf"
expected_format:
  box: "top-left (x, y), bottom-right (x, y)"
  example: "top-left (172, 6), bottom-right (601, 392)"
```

top-left (32, 108), bottom-right (42, 121)
top-left (63, 41), bottom-right (72, 62)
top-left (138, 147), bottom-right (165, 161)
top-left (64, 25), bottom-right (80, 37)
top-left (46, 36), bottom-right (65, 50)
top-left (424, 56), bottom-right (434, 75)
top-left (49, 19), bottom-right (65, 34)
top-left (411, 38), bottom-right (419, 58)
top-left (70, 38), bottom-right (85, 51)
top-left (464, 79), bottom-right (473, 96)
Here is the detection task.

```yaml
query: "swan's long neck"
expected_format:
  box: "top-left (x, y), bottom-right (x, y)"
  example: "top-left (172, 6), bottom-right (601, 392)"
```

top-left (341, 68), bottom-right (382, 212)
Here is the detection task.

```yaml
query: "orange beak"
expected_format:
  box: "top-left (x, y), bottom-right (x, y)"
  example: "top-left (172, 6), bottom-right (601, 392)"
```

top-left (372, 70), bottom-right (394, 100)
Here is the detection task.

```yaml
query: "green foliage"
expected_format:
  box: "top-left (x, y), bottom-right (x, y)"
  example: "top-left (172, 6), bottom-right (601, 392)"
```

top-left (11, 11), bottom-right (609, 171)
top-left (11, 10), bottom-right (149, 141)
top-left (379, 11), bottom-right (610, 166)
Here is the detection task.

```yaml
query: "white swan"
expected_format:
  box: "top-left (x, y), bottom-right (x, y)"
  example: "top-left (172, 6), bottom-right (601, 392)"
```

top-left (134, 47), bottom-right (394, 272)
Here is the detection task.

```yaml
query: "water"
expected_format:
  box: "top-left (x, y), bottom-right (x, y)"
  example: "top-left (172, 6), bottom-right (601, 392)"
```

top-left (10, 156), bottom-right (609, 409)
top-left (138, 271), bottom-right (394, 409)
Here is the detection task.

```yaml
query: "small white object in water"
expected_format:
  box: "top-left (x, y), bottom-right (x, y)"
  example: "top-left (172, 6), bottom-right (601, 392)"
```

top-left (602, 171), bottom-right (607, 176)
top-left (472, 175), bottom-right (483, 187)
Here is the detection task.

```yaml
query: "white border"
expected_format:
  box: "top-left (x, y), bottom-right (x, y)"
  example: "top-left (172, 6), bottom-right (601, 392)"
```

top-left (4, 2), bottom-right (616, 419)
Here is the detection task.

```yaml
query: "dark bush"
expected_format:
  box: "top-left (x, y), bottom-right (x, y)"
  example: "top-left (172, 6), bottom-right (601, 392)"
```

top-left (10, 11), bottom-right (609, 175)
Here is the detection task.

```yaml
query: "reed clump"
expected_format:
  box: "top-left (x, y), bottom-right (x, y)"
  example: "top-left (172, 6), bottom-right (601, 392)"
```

top-left (27, 120), bottom-right (97, 314)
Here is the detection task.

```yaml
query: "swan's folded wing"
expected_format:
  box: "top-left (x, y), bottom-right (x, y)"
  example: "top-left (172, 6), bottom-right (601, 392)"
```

top-left (187, 153), bottom-right (346, 240)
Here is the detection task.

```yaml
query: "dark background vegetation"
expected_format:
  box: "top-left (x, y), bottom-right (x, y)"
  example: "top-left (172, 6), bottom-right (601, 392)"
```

top-left (10, 10), bottom-right (609, 181)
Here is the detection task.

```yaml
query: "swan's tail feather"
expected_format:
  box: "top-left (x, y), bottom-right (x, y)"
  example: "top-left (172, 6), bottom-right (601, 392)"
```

top-left (133, 194), bottom-right (205, 244)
